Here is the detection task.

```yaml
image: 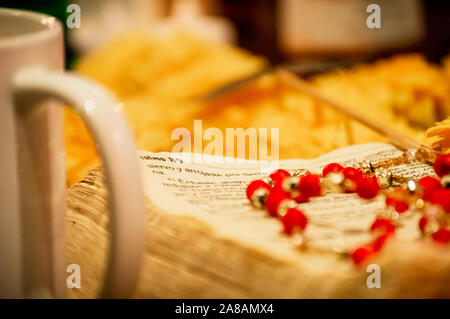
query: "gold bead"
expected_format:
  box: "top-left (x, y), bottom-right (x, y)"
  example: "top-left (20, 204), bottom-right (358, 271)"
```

top-left (250, 188), bottom-right (269, 208)
top-left (281, 176), bottom-right (300, 194)
top-left (406, 179), bottom-right (422, 194)
top-left (359, 161), bottom-right (374, 174)
top-left (262, 177), bottom-right (274, 187)
top-left (441, 175), bottom-right (450, 189)
top-left (323, 172), bottom-right (345, 193)
top-left (343, 178), bottom-right (357, 193)
top-left (277, 199), bottom-right (297, 217)
top-left (291, 227), bottom-right (307, 250)
top-left (375, 167), bottom-right (393, 188)
top-left (415, 198), bottom-right (425, 210)
top-left (379, 206), bottom-right (399, 220)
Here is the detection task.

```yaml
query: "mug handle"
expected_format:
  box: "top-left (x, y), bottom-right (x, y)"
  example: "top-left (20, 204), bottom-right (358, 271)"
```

top-left (13, 67), bottom-right (146, 298)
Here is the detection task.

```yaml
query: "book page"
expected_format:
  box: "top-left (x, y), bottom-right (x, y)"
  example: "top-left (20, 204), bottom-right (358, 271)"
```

top-left (138, 143), bottom-right (435, 261)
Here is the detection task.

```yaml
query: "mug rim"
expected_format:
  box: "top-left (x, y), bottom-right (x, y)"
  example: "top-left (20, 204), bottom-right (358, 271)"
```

top-left (0, 8), bottom-right (62, 48)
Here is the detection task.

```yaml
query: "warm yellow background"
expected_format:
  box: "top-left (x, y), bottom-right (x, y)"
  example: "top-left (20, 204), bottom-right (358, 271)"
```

top-left (65, 32), bottom-right (450, 186)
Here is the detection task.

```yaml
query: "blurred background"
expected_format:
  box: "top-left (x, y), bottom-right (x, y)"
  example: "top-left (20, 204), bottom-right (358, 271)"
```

top-left (3, 0), bottom-right (450, 65)
top-left (2, 0), bottom-right (450, 185)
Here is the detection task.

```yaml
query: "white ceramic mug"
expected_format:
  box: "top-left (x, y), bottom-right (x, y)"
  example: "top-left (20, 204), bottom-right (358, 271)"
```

top-left (0, 8), bottom-right (146, 298)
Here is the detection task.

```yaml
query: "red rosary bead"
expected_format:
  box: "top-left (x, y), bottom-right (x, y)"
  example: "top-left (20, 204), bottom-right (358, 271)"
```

top-left (298, 174), bottom-right (321, 197)
top-left (271, 180), bottom-right (284, 193)
top-left (373, 233), bottom-right (390, 252)
top-left (433, 154), bottom-right (450, 177)
top-left (418, 176), bottom-right (443, 201)
top-left (432, 228), bottom-right (450, 244)
top-left (265, 190), bottom-right (290, 217)
top-left (356, 176), bottom-right (380, 199)
top-left (269, 169), bottom-right (291, 183)
top-left (394, 200), bottom-right (409, 213)
top-left (418, 216), bottom-right (428, 233)
top-left (293, 192), bottom-right (310, 203)
top-left (322, 163), bottom-right (344, 176)
top-left (431, 189), bottom-right (450, 213)
top-left (351, 245), bottom-right (374, 265)
top-left (370, 218), bottom-right (396, 234)
top-left (246, 180), bottom-right (271, 201)
top-left (281, 208), bottom-right (308, 235)
top-left (385, 197), bottom-right (409, 213)
top-left (342, 167), bottom-right (362, 181)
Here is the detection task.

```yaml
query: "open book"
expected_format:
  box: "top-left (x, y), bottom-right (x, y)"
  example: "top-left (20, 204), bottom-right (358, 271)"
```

top-left (66, 143), bottom-right (450, 298)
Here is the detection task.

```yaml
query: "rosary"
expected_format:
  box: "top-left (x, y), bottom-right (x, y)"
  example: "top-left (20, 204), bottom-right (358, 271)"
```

top-left (245, 149), bottom-right (450, 265)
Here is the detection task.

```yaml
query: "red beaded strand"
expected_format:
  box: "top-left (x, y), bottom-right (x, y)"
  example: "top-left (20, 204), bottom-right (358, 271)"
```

top-left (246, 153), bottom-right (450, 265)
